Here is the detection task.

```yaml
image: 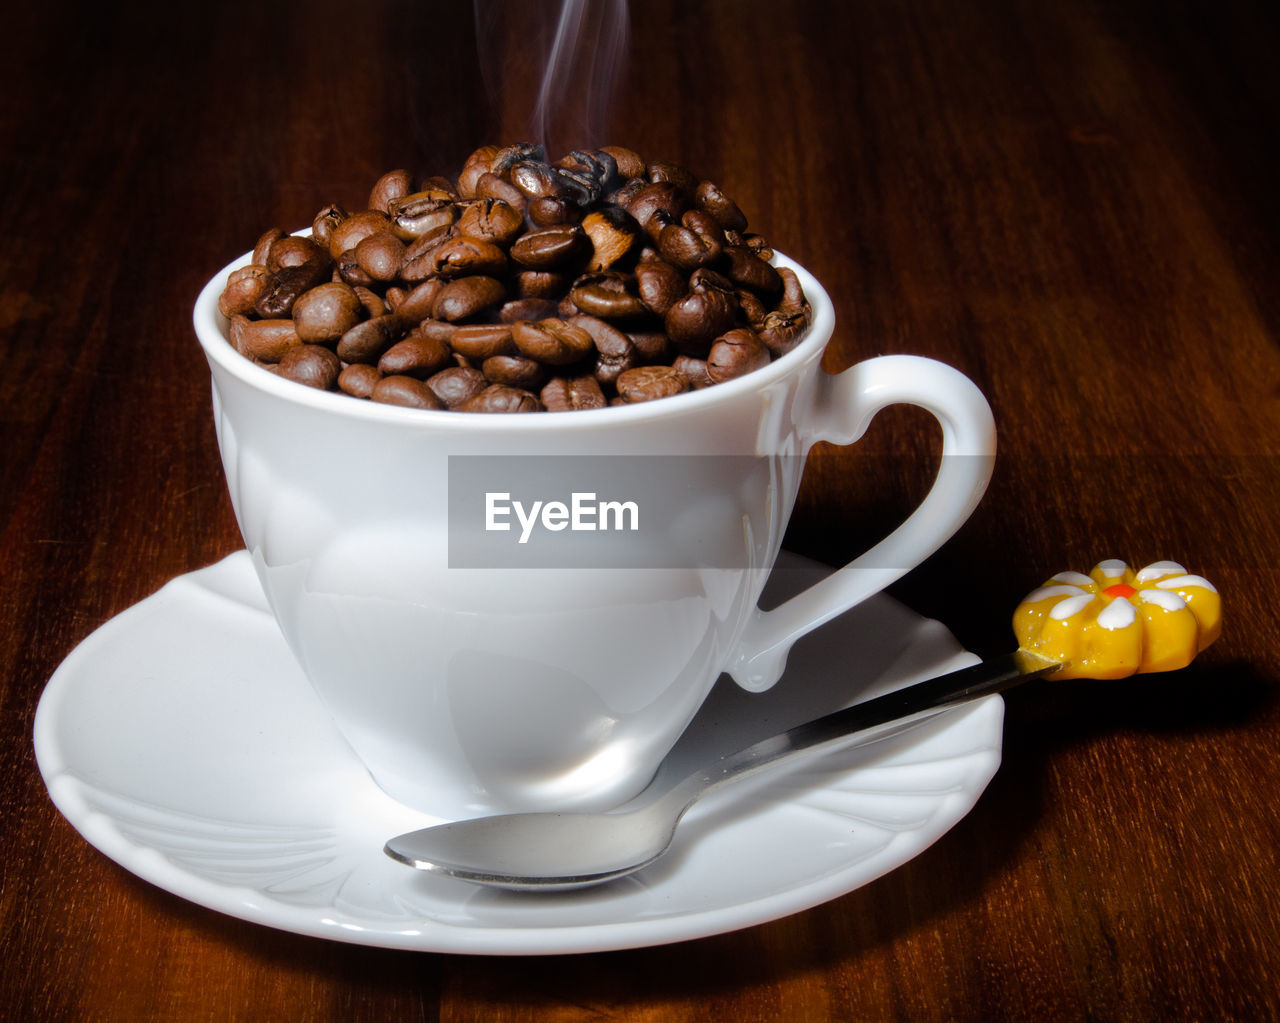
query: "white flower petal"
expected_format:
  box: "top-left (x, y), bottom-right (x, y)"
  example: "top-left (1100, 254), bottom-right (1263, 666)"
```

top-left (1138, 589), bottom-right (1186, 612)
top-left (1097, 597), bottom-right (1137, 630)
top-left (1051, 571), bottom-right (1094, 587)
top-left (1156, 574), bottom-right (1218, 595)
top-left (1095, 559), bottom-right (1129, 580)
top-left (1049, 593), bottom-right (1095, 621)
top-left (1136, 561), bottom-right (1186, 583)
top-left (1024, 584), bottom-right (1089, 604)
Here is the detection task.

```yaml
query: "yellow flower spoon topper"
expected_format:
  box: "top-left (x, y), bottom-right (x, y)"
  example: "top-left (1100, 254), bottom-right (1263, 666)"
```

top-left (1013, 560), bottom-right (1221, 680)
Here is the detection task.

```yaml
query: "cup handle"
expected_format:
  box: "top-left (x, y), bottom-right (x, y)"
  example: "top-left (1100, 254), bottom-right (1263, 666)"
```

top-left (727, 355), bottom-right (996, 692)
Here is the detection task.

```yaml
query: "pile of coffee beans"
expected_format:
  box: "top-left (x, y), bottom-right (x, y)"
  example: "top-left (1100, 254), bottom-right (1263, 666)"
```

top-left (218, 144), bottom-right (811, 412)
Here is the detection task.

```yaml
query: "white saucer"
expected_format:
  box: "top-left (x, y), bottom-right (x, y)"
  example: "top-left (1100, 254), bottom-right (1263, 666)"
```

top-left (34, 551), bottom-right (1002, 955)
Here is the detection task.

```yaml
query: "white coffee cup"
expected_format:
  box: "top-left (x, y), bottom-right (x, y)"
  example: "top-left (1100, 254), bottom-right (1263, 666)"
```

top-left (194, 251), bottom-right (995, 820)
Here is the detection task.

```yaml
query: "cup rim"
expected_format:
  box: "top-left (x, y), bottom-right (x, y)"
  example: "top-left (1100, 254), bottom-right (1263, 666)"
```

top-left (192, 244), bottom-right (836, 430)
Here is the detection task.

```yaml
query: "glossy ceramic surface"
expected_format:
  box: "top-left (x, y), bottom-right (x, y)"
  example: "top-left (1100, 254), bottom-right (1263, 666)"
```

top-left (34, 552), bottom-right (1003, 955)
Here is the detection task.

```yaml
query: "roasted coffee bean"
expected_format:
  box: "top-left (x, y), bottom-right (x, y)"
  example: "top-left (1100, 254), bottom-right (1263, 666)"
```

top-left (625, 183), bottom-right (687, 240)
top-left (582, 207), bottom-right (639, 271)
top-left (569, 273), bottom-right (648, 320)
top-left (600, 145), bottom-right (645, 180)
top-left (292, 282), bottom-right (364, 344)
top-left (634, 259), bottom-right (685, 316)
top-left (695, 180), bottom-right (748, 232)
top-left (755, 310), bottom-right (809, 356)
top-left (572, 314), bottom-right (638, 385)
top-left (743, 233), bottom-right (774, 261)
top-left (672, 354), bottom-right (713, 389)
top-left (510, 225), bottom-right (589, 271)
top-left (458, 145), bottom-right (501, 199)
top-left (425, 366), bottom-right (487, 408)
top-left (457, 198), bottom-right (524, 246)
top-left (311, 204), bottom-right (348, 248)
top-left (378, 335), bottom-right (453, 379)
top-left (707, 328), bottom-right (771, 382)
top-left (219, 265), bottom-right (271, 318)
top-left (616, 365), bottom-right (689, 403)
top-left (336, 314), bottom-right (405, 364)
top-left (368, 169), bottom-right (414, 214)
top-left (266, 235), bottom-right (330, 275)
top-left (527, 195), bottom-right (584, 228)
top-left (353, 285), bottom-right (387, 320)
top-left (512, 318), bottom-right (595, 365)
top-left (433, 275), bottom-right (506, 321)
top-left (279, 344), bottom-right (341, 390)
top-left (338, 362), bottom-right (382, 398)
top-left (475, 173), bottom-right (528, 216)
top-left (510, 160), bottom-right (564, 199)
top-left (335, 249), bottom-right (375, 289)
top-left (724, 246), bottom-right (782, 295)
top-left (328, 210), bottom-right (393, 260)
top-left (776, 267), bottom-right (811, 316)
top-left (459, 384), bottom-right (544, 413)
top-left (541, 374), bottom-right (607, 411)
top-left (658, 210), bottom-right (725, 272)
top-left (664, 271), bottom-right (738, 355)
top-left (416, 318), bottom-right (458, 344)
top-left (253, 228), bottom-right (284, 268)
top-left (737, 288), bottom-right (769, 326)
top-left (231, 315), bottom-right (301, 362)
top-left (627, 330), bottom-right (671, 364)
top-left (647, 161), bottom-right (698, 198)
top-left (482, 354), bottom-right (547, 389)
top-left (605, 176), bottom-right (648, 208)
top-left (391, 279), bottom-right (443, 324)
top-left (372, 375), bottom-right (445, 410)
top-left (353, 231), bottom-right (406, 283)
top-left (400, 225), bottom-right (458, 282)
top-left (429, 236), bottom-right (507, 279)
top-left (492, 142), bottom-right (546, 176)
top-left (498, 298), bottom-right (559, 323)
top-left (255, 262), bottom-right (329, 318)
top-left (387, 191), bottom-right (457, 241)
top-left (451, 323), bottom-right (516, 360)
top-left (516, 270), bottom-right (571, 299)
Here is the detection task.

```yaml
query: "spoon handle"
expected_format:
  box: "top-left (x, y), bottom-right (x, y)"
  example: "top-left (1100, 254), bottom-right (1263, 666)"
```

top-left (668, 648), bottom-right (1061, 807)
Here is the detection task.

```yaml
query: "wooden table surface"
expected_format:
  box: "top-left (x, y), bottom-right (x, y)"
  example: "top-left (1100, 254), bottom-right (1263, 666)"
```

top-left (4, 0), bottom-right (1278, 1018)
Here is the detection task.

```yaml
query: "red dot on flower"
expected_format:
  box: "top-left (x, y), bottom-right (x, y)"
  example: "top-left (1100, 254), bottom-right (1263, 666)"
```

top-left (1103, 583), bottom-right (1137, 599)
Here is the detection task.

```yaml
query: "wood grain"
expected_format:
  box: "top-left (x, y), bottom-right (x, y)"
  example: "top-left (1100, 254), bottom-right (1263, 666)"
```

top-left (2, 0), bottom-right (1278, 1019)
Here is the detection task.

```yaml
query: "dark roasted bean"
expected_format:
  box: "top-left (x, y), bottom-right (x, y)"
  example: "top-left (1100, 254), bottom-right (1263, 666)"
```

top-left (664, 270), bottom-right (738, 354)
top-left (755, 310), bottom-right (809, 357)
top-left (350, 231), bottom-right (403, 282)
top-left (482, 355), bottom-right (547, 389)
top-left (695, 180), bottom-right (748, 232)
top-left (378, 335), bottom-right (453, 379)
top-left (658, 210), bottom-right (725, 272)
top-left (776, 267), bottom-right (811, 316)
top-left (627, 330), bottom-right (671, 364)
top-left (625, 183), bottom-right (687, 240)
top-left (387, 191), bottom-right (457, 241)
top-left (475, 173), bottom-right (528, 216)
top-left (458, 145), bottom-right (501, 199)
top-left (512, 318), bottom-right (595, 365)
top-left (399, 225), bottom-right (457, 282)
top-left (336, 314), bottom-right (405, 364)
top-left (231, 316), bottom-right (301, 363)
top-left (451, 323), bottom-right (516, 360)
top-left (527, 195), bottom-right (584, 227)
top-left (569, 273), bottom-right (648, 320)
top-left (311, 205), bottom-right (348, 248)
top-left (647, 161), bottom-right (698, 198)
top-left (459, 384), bottom-right (544, 413)
top-left (253, 228), bottom-right (284, 268)
top-left (634, 260), bottom-right (685, 316)
top-left (278, 344), bottom-right (341, 390)
top-left (707, 328), bottom-right (771, 382)
top-left (457, 198), bottom-right (524, 246)
top-left (571, 314), bottom-right (637, 385)
top-left (415, 318), bottom-right (458, 344)
top-left (672, 354), bottom-right (713, 389)
top-left (541, 374), bottom-right (607, 411)
top-left (616, 365), bottom-right (689, 403)
top-left (255, 262), bottom-right (329, 318)
top-left (499, 298), bottom-right (560, 322)
top-left (353, 285), bottom-right (387, 320)
top-left (372, 375), bottom-right (445, 410)
top-left (266, 235), bottom-right (329, 275)
top-left (600, 145), bottom-right (645, 180)
top-left (292, 282), bottom-right (364, 344)
top-left (368, 169), bottom-right (414, 214)
top-left (425, 366), bottom-right (488, 408)
top-left (335, 249), bottom-right (375, 289)
top-left (328, 210), bottom-right (393, 260)
top-left (433, 275), bottom-right (506, 321)
top-left (219, 265), bottom-right (271, 318)
top-left (510, 225), bottom-right (589, 271)
top-left (429, 236), bottom-right (508, 279)
top-left (516, 270), bottom-right (571, 299)
top-left (392, 279), bottom-right (443, 324)
top-left (338, 362), bottom-right (382, 398)
top-left (724, 246), bottom-right (782, 295)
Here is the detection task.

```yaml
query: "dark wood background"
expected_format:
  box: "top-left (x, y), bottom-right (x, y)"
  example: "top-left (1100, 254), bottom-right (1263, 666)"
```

top-left (3, 0), bottom-right (1278, 1018)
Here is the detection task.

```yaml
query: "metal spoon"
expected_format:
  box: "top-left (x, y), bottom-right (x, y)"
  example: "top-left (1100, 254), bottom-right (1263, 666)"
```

top-left (384, 648), bottom-right (1061, 890)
